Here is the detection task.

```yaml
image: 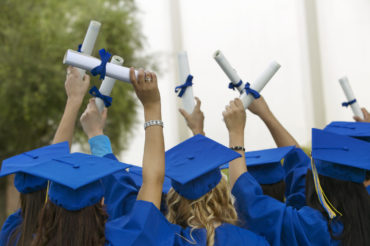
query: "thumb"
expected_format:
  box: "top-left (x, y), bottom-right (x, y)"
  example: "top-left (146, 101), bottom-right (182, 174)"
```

top-left (179, 108), bottom-right (190, 120)
top-left (87, 98), bottom-right (98, 111)
top-left (361, 107), bottom-right (369, 115)
top-left (194, 97), bottom-right (201, 110)
top-left (353, 116), bottom-right (363, 122)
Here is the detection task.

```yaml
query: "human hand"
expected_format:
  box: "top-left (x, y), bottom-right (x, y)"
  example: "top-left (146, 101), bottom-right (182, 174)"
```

top-left (65, 66), bottom-right (90, 103)
top-left (179, 97), bottom-right (205, 135)
top-left (223, 98), bottom-right (246, 135)
top-left (247, 96), bottom-right (271, 119)
top-left (80, 98), bottom-right (108, 139)
top-left (130, 68), bottom-right (160, 110)
top-left (354, 108), bottom-right (370, 122)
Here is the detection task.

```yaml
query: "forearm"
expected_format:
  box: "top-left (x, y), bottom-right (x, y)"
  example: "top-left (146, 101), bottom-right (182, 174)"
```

top-left (260, 112), bottom-right (299, 148)
top-left (52, 98), bottom-right (83, 147)
top-left (228, 132), bottom-right (247, 188)
top-left (137, 105), bottom-right (165, 209)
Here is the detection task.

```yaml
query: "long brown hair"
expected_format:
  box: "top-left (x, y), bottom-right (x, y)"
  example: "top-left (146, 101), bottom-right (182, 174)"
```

top-left (260, 180), bottom-right (286, 202)
top-left (8, 189), bottom-right (46, 246)
top-left (31, 200), bottom-right (107, 246)
top-left (306, 169), bottom-right (370, 246)
top-left (166, 177), bottom-right (238, 246)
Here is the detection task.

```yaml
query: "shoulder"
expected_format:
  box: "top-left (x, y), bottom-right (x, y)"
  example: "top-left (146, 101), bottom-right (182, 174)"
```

top-left (105, 200), bottom-right (180, 246)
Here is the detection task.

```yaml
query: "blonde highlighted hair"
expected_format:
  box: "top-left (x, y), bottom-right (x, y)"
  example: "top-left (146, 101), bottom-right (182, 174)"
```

top-left (166, 177), bottom-right (238, 246)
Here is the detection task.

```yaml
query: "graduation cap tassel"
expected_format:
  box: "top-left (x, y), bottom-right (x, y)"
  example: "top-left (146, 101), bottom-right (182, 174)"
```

top-left (44, 181), bottom-right (50, 206)
top-left (310, 159), bottom-right (342, 219)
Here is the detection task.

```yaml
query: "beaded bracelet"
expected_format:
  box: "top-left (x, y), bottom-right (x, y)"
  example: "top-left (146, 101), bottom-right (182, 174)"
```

top-left (230, 146), bottom-right (245, 151)
top-left (144, 120), bottom-right (164, 130)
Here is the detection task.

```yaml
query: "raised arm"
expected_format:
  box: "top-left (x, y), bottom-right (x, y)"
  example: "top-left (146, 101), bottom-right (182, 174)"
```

top-left (132, 68), bottom-right (164, 209)
top-left (80, 98), bottom-right (139, 219)
top-left (248, 96), bottom-right (299, 147)
top-left (179, 97), bottom-right (205, 135)
top-left (80, 98), bottom-right (112, 157)
top-left (223, 98), bottom-right (247, 188)
top-left (354, 108), bottom-right (370, 122)
top-left (52, 66), bottom-right (90, 147)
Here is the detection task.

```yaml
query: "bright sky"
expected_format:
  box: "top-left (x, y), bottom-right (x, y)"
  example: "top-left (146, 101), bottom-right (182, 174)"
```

top-left (120, 0), bottom-right (370, 166)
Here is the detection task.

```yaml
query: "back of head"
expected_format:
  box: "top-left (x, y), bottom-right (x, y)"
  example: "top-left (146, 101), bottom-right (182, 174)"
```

top-left (306, 169), bottom-right (370, 246)
top-left (8, 189), bottom-right (46, 246)
top-left (166, 177), bottom-right (238, 246)
top-left (31, 200), bottom-right (107, 246)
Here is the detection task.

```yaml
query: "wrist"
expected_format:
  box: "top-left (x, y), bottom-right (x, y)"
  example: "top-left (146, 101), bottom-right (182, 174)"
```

top-left (87, 129), bottom-right (104, 139)
top-left (259, 109), bottom-right (274, 122)
top-left (67, 97), bottom-right (83, 107)
top-left (229, 131), bottom-right (244, 146)
top-left (192, 129), bottom-right (205, 136)
top-left (144, 104), bottom-right (162, 121)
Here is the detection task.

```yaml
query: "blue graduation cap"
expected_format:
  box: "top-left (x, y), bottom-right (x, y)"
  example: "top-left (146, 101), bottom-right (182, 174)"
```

top-left (220, 146), bottom-right (295, 184)
top-left (165, 134), bottom-right (241, 200)
top-left (0, 142), bottom-right (70, 193)
top-left (23, 152), bottom-right (132, 211)
top-left (246, 146), bottom-right (295, 184)
top-left (312, 128), bottom-right (370, 183)
top-left (311, 128), bottom-right (370, 219)
top-left (129, 166), bottom-right (172, 194)
top-left (324, 121), bottom-right (370, 142)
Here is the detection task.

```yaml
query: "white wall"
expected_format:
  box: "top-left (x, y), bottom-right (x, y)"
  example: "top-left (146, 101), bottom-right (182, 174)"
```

top-left (120, 0), bottom-right (370, 166)
top-left (316, 0), bottom-right (370, 122)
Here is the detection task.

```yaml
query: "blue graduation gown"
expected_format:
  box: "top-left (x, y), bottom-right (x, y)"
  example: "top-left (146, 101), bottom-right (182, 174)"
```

top-left (88, 136), bottom-right (139, 220)
top-left (283, 148), bottom-right (310, 209)
top-left (105, 200), bottom-right (269, 246)
top-left (102, 154), bottom-right (139, 220)
top-left (367, 185), bottom-right (370, 195)
top-left (232, 172), bottom-right (343, 246)
top-left (0, 210), bottom-right (22, 246)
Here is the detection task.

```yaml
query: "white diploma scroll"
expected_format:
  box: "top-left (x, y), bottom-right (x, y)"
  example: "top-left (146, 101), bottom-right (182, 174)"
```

top-left (95, 55), bottom-right (124, 113)
top-left (177, 51), bottom-right (195, 114)
top-left (338, 76), bottom-right (364, 119)
top-left (78, 20), bottom-right (101, 77)
top-left (213, 50), bottom-right (245, 93)
top-left (240, 61), bottom-right (281, 109)
top-left (63, 49), bottom-right (137, 82)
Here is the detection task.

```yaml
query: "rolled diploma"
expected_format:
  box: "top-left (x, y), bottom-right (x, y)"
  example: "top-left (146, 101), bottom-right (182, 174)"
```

top-left (338, 76), bottom-right (364, 119)
top-left (95, 55), bottom-right (124, 113)
top-left (78, 20), bottom-right (101, 77)
top-left (178, 51), bottom-right (195, 114)
top-left (63, 49), bottom-right (137, 82)
top-left (240, 61), bottom-right (281, 109)
top-left (213, 50), bottom-right (245, 93)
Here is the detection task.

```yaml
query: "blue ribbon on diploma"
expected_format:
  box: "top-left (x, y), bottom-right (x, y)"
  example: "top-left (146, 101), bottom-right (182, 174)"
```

top-left (228, 80), bottom-right (243, 91)
top-left (342, 99), bottom-right (356, 107)
top-left (89, 86), bottom-right (113, 107)
top-left (244, 82), bottom-right (260, 99)
top-left (91, 49), bottom-right (112, 80)
top-left (175, 75), bottom-right (193, 98)
top-left (77, 44), bottom-right (82, 53)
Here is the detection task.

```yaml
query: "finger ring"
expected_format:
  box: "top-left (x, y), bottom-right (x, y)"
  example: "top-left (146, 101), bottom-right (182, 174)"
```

top-left (145, 77), bottom-right (151, 82)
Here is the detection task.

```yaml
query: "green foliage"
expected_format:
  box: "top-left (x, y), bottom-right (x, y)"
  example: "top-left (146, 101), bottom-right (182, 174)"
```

top-left (0, 0), bottom-right (150, 160)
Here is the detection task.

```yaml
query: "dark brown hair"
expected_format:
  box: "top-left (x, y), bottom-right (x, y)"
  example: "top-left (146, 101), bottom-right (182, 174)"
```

top-left (8, 189), bottom-right (46, 246)
top-left (31, 200), bottom-right (107, 246)
top-left (260, 180), bottom-right (286, 202)
top-left (306, 169), bottom-right (370, 246)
